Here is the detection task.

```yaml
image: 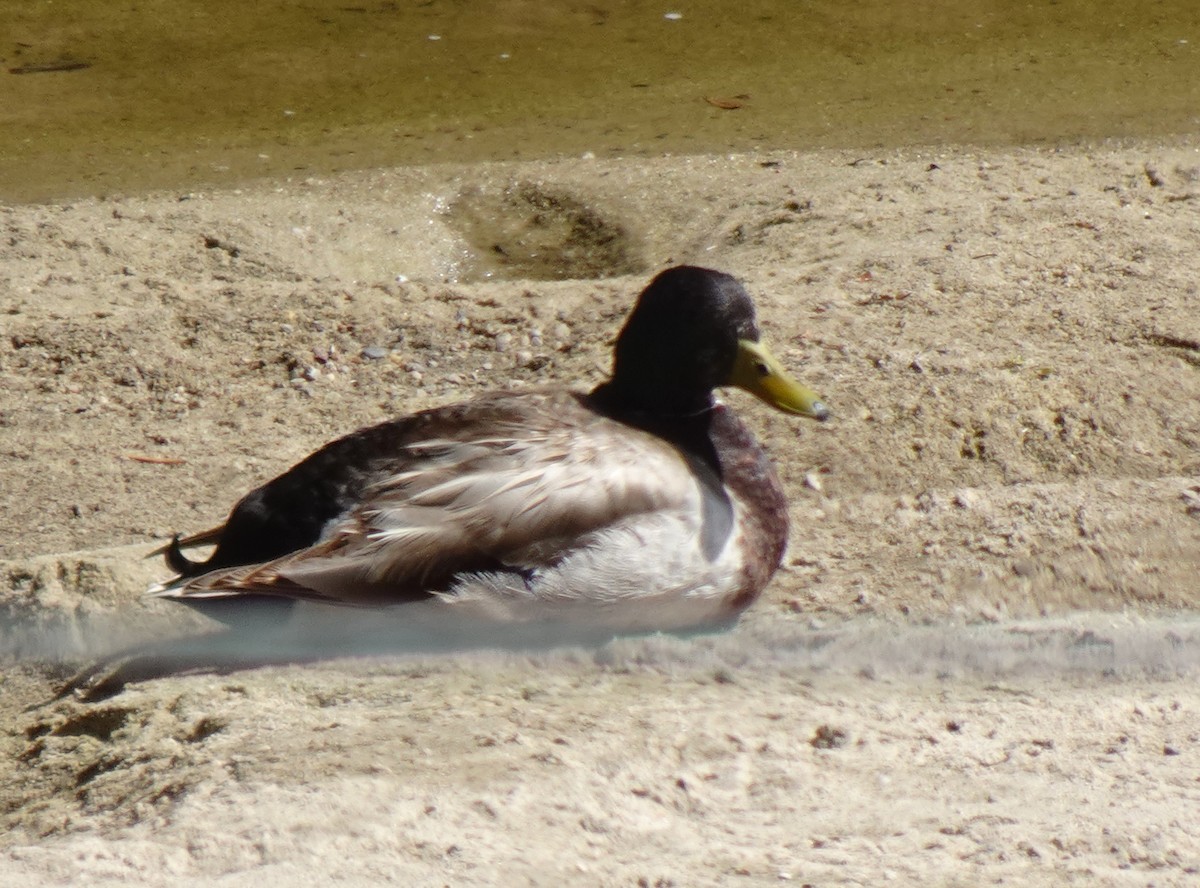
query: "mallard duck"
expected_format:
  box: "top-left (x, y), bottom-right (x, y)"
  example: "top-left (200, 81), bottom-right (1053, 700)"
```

top-left (152, 265), bottom-right (829, 643)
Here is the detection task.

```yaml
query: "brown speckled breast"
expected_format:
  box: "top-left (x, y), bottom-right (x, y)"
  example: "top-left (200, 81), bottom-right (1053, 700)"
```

top-left (708, 404), bottom-right (790, 615)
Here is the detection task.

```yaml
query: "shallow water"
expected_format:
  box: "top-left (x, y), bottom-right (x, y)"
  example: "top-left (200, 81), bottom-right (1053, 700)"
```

top-left (3, 0), bottom-right (1199, 203)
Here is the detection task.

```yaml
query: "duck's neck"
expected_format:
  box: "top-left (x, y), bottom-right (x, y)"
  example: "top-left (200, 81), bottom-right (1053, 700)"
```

top-left (588, 380), bottom-right (721, 473)
top-left (588, 379), bottom-right (715, 420)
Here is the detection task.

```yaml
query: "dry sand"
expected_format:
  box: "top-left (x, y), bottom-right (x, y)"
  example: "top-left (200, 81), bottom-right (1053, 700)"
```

top-left (2, 143), bottom-right (1199, 885)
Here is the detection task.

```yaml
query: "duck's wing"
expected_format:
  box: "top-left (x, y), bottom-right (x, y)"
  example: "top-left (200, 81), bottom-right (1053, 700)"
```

top-left (153, 393), bottom-right (706, 607)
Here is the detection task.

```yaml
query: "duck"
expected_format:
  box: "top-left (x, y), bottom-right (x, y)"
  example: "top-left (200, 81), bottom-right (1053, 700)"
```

top-left (151, 265), bottom-right (830, 645)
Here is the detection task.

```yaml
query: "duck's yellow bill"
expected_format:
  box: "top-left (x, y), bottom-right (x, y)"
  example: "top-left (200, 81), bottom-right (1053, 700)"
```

top-left (730, 339), bottom-right (830, 421)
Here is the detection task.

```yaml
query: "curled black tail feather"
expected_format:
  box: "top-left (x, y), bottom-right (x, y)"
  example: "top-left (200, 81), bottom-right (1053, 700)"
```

top-left (165, 535), bottom-right (204, 577)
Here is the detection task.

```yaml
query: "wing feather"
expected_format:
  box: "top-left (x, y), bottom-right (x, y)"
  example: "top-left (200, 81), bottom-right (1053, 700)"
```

top-left (154, 391), bottom-right (706, 607)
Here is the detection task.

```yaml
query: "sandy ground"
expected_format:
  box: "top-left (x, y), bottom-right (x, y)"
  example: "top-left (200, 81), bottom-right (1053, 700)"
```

top-left (2, 143), bottom-right (1200, 885)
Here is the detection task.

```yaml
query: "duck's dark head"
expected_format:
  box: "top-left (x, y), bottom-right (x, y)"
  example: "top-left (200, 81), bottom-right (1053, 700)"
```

top-left (596, 265), bottom-right (830, 420)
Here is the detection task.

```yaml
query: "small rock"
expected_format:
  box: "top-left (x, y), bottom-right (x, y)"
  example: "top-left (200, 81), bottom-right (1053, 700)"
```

top-left (362, 346), bottom-right (389, 360)
top-left (810, 725), bottom-right (849, 749)
top-left (494, 332), bottom-right (513, 353)
top-left (1011, 558), bottom-right (1038, 578)
top-left (977, 605), bottom-right (1003, 623)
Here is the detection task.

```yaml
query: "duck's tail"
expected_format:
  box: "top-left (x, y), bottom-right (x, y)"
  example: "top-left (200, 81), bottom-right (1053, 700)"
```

top-left (164, 535), bottom-right (198, 575)
top-left (146, 524), bottom-right (225, 582)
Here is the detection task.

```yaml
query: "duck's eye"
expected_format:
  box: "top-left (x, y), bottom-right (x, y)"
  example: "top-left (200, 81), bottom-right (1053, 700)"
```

top-left (755, 361), bottom-right (771, 377)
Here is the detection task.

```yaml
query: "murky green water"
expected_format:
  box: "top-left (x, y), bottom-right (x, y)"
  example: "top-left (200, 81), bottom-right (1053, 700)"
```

top-left (2, 0), bottom-right (1198, 203)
